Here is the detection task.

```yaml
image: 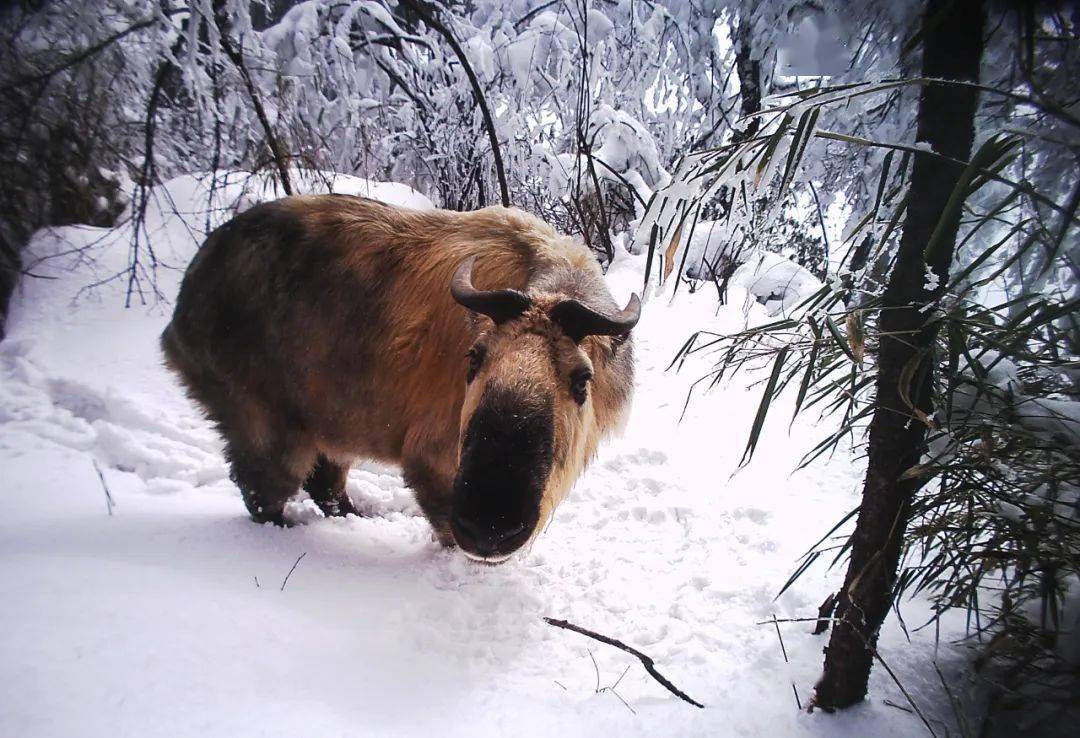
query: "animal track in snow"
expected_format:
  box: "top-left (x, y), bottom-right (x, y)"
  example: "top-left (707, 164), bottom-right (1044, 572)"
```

top-left (732, 506), bottom-right (770, 525)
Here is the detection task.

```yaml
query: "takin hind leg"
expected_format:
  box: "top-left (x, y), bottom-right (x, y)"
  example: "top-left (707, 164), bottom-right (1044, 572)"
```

top-left (227, 441), bottom-right (313, 526)
top-left (303, 454), bottom-right (358, 518)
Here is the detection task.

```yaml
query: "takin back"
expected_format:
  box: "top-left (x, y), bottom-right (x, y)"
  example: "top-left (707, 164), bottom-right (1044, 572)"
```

top-left (161, 195), bottom-right (639, 563)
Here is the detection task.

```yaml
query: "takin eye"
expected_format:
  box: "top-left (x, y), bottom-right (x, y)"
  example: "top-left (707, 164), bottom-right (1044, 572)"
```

top-left (569, 368), bottom-right (593, 406)
top-left (466, 345), bottom-right (486, 383)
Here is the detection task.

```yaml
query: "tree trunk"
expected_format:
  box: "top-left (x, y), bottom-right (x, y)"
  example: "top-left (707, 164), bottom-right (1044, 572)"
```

top-left (734, 17), bottom-right (762, 141)
top-left (0, 235), bottom-right (17, 341)
top-left (812, 0), bottom-right (985, 710)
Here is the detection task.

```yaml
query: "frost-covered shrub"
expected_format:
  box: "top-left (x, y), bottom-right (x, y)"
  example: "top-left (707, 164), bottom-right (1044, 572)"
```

top-left (2, 0), bottom-right (768, 314)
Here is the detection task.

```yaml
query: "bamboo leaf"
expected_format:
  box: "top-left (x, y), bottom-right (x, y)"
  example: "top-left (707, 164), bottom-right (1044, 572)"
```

top-left (870, 149), bottom-right (895, 236)
top-left (776, 107), bottom-right (820, 205)
top-left (754, 113), bottom-right (793, 185)
top-left (825, 317), bottom-right (856, 362)
top-left (740, 346), bottom-right (790, 466)
top-left (792, 317), bottom-right (823, 420)
top-left (1043, 175), bottom-right (1080, 274)
top-left (776, 505), bottom-right (861, 599)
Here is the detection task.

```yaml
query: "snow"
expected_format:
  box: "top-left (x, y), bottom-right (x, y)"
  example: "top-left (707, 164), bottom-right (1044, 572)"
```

top-left (673, 219), bottom-right (825, 315)
top-left (732, 251), bottom-right (825, 316)
top-left (951, 350), bottom-right (1080, 447)
top-left (923, 264), bottom-right (941, 292)
top-left (499, 12), bottom-right (576, 93)
top-left (1, 174), bottom-right (967, 737)
top-left (227, 169), bottom-right (436, 213)
top-left (585, 10), bottom-right (615, 46)
top-left (549, 104), bottom-right (671, 211)
top-left (465, 34), bottom-right (496, 82)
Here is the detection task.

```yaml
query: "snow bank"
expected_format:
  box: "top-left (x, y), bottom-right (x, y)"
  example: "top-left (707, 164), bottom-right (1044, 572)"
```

top-left (230, 169), bottom-right (436, 213)
top-left (733, 251), bottom-right (824, 316)
top-left (672, 219), bottom-right (824, 316)
top-left (950, 350), bottom-right (1080, 447)
top-left (545, 105), bottom-right (670, 216)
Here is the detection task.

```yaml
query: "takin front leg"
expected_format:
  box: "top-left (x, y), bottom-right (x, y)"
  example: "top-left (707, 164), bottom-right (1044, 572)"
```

top-left (403, 457), bottom-right (455, 547)
top-left (226, 442), bottom-right (311, 526)
top-left (303, 454), bottom-right (359, 518)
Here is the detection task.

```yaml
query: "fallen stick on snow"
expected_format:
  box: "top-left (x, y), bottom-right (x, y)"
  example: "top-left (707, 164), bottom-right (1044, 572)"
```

top-left (280, 552), bottom-right (307, 592)
top-left (543, 617), bottom-right (705, 708)
top-left (91, 459), bottom-right (115, 516)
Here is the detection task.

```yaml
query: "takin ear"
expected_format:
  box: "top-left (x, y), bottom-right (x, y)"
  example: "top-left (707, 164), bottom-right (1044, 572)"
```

top-left (450, 257), bottom-right (531, 324)
top-left (550, 293), bottom-right (641, 343)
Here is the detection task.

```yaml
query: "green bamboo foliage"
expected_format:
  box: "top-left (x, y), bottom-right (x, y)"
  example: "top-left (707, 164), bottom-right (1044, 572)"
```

top-left (650, 75), bottom-right (1079, 720)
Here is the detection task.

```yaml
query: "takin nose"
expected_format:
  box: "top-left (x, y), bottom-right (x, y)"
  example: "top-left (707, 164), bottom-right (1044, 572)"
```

top-left (450, 511), bottom-right (531, 560)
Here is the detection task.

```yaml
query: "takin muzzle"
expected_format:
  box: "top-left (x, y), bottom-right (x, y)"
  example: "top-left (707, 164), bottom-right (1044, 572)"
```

top-left (451, 385), bottom-right (555, 562)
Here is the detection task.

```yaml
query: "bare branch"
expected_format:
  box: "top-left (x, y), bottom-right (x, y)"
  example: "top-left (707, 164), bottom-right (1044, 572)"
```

top-left (91, 459), bottom-right (115, 516)
top-left (396, 0), bottom-right (510, 207)
top-left (280, 552), bottom-right (307, 592)
top-left (0, 13), bottom-right (182, 94)
top-left (215, 12), bottom-right (294, 196)
top-left (543, 616), bottom-right (705, 708)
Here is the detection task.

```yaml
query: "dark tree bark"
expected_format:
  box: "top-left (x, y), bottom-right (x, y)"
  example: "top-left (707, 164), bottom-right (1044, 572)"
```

top-left (812, 0), bottom-right (985, 710)
top-left (733, 17), bottom-right (762, 141)
top-left (690, 15), bottom-right (760, 153)
top-left (0, 235), bottom-right (17, 341)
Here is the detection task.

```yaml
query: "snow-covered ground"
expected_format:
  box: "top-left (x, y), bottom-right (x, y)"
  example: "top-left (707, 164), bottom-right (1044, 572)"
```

top-left (1, 174), bottom-right (966, 737)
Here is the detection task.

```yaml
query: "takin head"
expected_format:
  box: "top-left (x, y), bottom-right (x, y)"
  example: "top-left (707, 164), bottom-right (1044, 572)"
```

top-left (448, 257), bottom-right (639, 563)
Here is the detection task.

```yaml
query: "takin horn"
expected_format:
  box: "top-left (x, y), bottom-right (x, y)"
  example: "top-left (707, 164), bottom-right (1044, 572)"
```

top-left (450, 256), bottom-right (532, 324)
top-left (550, 293), bottom-right (641, 342)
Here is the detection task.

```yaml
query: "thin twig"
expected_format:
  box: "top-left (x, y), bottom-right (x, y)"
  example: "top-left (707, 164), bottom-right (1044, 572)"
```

top-left (0, 12), bottom-right (182, 94)
top-left (608, 685), bottom-right (637, 715)
top-left (772, 613), bottom-right (790, 662)
top-left (586, 648), bottom-right (637, 714)
top-left (767, 615), bottom-right (939, 733)
top-left (216, 20), bottom-right (293, 196)
top-left (757, 616), bottom-right (840, 625)
top-left (588, 649), bottom-right (601, 692)
top-left (772, 613), bottom-right (804, 712)
top-left (935, 661), bottom-right (974, 738)
top-left (544, 617), bottom-right (705, 708)
top-left (280, 552), bottom-right (307, 592)
top-left (396, 0), bottom-right (510, 206)
top-left (91, 459), bottom-right (115, 516)
top-left (868, 639), bottom-right (940, 738)
top-left (611, 663), bottom-right (632, 692)
top-left (770, 615), bottom-right (940, 736)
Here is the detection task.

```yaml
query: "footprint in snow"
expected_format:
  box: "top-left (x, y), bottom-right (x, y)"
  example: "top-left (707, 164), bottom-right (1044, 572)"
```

top-left (732, 506), bottom-right (770, 525)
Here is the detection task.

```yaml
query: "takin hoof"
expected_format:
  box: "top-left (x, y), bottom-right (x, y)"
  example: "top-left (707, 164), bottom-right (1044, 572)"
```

top-left (247, 505), bottom-right (290, 527)
top-left (314, 496), bottom-right (360, 519)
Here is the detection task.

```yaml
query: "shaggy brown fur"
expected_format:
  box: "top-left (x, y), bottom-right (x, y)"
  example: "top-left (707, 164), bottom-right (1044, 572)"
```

top-left (162, 195), bottom-right (635, 553)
